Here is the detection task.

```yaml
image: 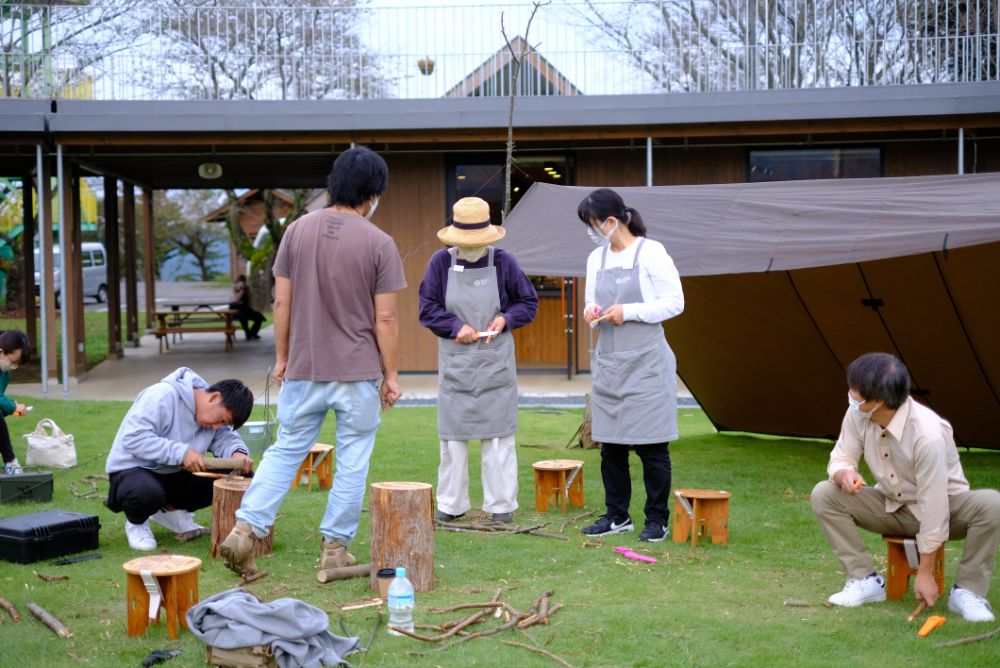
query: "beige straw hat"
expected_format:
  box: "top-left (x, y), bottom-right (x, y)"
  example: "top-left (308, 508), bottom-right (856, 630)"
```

top-left (437, 197), bottom-right (506, 247)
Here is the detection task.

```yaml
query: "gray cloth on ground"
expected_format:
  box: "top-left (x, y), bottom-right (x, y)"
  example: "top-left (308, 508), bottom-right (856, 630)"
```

top-left (186, 588), bottom-right (359, 668)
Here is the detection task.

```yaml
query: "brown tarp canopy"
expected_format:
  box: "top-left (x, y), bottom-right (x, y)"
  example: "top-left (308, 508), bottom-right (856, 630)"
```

top-left (499, 173), bottom-right (1000, 449)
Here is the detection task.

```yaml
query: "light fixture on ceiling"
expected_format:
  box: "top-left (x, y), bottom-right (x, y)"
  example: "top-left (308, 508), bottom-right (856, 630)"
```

top-left (198, 162), bottom-right (223, 180)
top-left (513, 186), bottom-right (520, 193)
top-left (551, 173), bottom-right (561, 179)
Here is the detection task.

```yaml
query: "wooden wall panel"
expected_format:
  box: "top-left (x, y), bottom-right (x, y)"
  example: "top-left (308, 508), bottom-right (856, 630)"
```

top-left (654, 146), bottom-right (746, 184)
top-left (575, 148), bottom-right (647, 187)
top-left (513, 294), bottom-right (565, 366)
top-left (883, 141), bottom-right (956, 176)
top-left (380, 154), bottom-right (445, 372)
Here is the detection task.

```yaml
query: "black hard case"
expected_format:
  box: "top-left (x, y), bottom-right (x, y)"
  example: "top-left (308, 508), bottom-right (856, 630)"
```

top-left (0, 509), bottom-right (100, 564)
top-left (0, 472), bottom-right (54, 503)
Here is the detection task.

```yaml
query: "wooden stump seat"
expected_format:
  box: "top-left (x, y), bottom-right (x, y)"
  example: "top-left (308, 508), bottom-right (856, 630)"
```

top-left (123, 554), bottom-right (201, 638)
top-left (369, 482), bottom-right (434, 593)
top-left (210, 476), bottom-right (274, 558)
top-left (672, 488), bottom-right (732, 547)
top-left (884, 535), bottom-right (946, 600)
top-left (292, 443), bottom-right (335, 491)
top-left (532, 459), bottom-right (585, 513)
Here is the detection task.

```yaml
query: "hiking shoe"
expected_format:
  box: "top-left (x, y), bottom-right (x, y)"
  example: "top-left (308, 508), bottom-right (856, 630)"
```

top-left (149, 510), bottom-right (204, 534)
top-left (1, 459), bottom-right (23, 475)
top-left (218, 521), bottom-right (259, 576)
top-left (638, 521), bottom-right (668, 542)
top-left (581, 515), bottom-right (634, 537)
top-left (434, 510), bottom-right (465, 522)
top-left (125, 520), bottom-right (157, 551)
top-left (949, 586), bottom-right (995, 622)
top-left (827, 575), bottom-right (886, 607)
top-left (316, 539), bottom-right (357, 582)
top-left (491, 512), bottom-right (513, 523)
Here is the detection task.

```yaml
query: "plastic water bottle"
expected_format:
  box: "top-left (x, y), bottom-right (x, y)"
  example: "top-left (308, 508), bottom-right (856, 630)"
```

top-left (387, 566), bottom-right (415, 635)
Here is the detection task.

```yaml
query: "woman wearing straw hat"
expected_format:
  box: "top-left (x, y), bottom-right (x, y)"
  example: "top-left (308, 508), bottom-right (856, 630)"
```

top-left (419, 197), bottom-right (538, 523)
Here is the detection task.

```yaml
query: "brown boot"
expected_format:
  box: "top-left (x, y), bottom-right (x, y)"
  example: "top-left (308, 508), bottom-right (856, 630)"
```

top-left (218, 521), bottom-right (259, 576)
top-left (316, 539), bottom-right (357, 582)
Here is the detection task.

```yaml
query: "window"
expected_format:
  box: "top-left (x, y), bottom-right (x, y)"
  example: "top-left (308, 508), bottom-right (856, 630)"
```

top-left (748, 148), bottom-right (882, 182)
top-left (92, 251), bottom-right (105, 266)
top-left (81, 252), bottom-right (93, 268)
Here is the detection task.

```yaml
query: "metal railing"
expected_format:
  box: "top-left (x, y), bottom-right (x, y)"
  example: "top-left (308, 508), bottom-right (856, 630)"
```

top-left (1, 1), bottom-right (997, 101)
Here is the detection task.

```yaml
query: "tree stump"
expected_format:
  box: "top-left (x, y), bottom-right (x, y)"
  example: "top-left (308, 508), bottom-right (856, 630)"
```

top-left (210, 477), bottom-right (273, 558)
top-left (369, 482), bottom-right (434, 593)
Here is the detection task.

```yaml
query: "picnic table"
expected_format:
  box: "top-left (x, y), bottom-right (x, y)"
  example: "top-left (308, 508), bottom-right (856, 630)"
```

top-left (152, 309), bottom-right (237, 353)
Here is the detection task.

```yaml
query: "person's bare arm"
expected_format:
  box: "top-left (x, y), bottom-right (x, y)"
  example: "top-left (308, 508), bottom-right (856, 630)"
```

top-left (272, 276), bottom-right (292, 384)
top-left (374, 291), bottom-right (402, 410)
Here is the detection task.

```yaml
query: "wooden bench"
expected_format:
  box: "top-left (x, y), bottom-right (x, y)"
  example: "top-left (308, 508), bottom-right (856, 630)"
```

top-left (153, 310), bottom-right (237, 353)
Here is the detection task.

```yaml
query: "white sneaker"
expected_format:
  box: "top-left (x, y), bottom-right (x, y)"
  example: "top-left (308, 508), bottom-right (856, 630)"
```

top-left (948, 586), bottom-right (995, 622)
top-left (149, 510), bottom-right (204, 534)
top-left (827, 575), bottom-right (886, 607)
top-left (125, 520), bottom-right (157, 551)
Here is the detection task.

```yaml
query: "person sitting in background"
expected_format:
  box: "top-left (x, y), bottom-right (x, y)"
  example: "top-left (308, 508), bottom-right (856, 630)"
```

top-left (0, 329), bottom-right (31, 475)
top-left (812, 352), bottom-right (1000, 621)
top-left (230, 273), bottom-right (265, 340)
top-left (105, 367), bottom-right (254, 551)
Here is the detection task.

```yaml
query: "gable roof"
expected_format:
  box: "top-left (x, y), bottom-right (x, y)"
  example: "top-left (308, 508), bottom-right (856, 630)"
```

top-left (446, 36), bottom-right (580, 98)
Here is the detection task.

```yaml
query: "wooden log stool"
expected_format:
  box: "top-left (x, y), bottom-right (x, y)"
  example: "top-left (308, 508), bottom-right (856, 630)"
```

top-left (123, 554), bottom-right (201, 638)
top-left (369, 482), bottom-right (434, 593)
top-left (672, 488), bottom-right (732, 547)
top-left (291, 443), bottom-right (335, 491)
top-left (533, 459), bottom-right (585, 513)
top-left (210, 476), bottom-right (274, 558)
top-left (883, 535), bottom-right (946, 600)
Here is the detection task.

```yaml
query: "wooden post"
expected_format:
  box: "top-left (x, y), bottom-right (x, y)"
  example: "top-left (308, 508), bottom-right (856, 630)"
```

top-left (369, 482), bottom-right (434, 593)
top-left (103, 177), bottom-right (122, 359)
top-left (21, 170), bottom-right (36, 349)
top-left (141, 188), bottom-right (156, 329)
top-left (210, 477), bottom-right (273, 558)
top-left (122, 184), bottom-right (139, 346)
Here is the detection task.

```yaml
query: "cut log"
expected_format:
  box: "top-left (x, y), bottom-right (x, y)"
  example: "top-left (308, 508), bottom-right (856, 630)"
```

top-left (210, 477), bottom-right (274, 558)
top-left (27, 602), bottom-right (72, 638)
top-left (317, 563), bottom-right (371, 584)
top-left (369, 481), bottom-right (434, 593)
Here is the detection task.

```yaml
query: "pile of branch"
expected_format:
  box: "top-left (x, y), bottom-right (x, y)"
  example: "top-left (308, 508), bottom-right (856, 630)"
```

top-left (69, 474), bottom-right (108, 500)
top-left (396, 588), bottom-right (571, 665)
top-left (435, 520), bottom-right (569, 542)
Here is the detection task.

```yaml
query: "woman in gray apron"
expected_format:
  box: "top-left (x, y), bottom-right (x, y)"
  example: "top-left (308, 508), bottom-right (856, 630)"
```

top-left (575, 189), bottom-right (685, 542)
top-left (418, 197), bottom-right (539, 523)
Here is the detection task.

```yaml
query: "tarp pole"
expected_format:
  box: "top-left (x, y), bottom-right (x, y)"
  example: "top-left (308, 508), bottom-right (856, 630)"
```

top-left (958, 128), bottom-right (964, 174)
top-left (56, 144), bottom-right (69, 397)
top-left (646, 136), bottom-right (653, 186)
top-left (35, 144), bottom-right (48, 395)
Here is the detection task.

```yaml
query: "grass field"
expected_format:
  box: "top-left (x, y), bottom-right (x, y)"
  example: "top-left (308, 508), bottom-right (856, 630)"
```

top-left (0, 400), bottom-right (997, 667)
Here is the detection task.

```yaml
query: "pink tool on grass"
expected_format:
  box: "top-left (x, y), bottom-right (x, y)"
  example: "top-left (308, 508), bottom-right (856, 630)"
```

top-left (614, 546), bottom-right (657, 564)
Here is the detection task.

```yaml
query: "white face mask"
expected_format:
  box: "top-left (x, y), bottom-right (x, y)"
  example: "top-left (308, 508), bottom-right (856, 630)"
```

top-left (458, 246), bottom-right (487, 262)
top-left (0, 358), bottom-right (14, 373)
top-left (365, 196), bottom-right (379, 220)
top-left (848, 392), bottom-right (877, 419)
top-left (587, 220), bottom-right (617, 247)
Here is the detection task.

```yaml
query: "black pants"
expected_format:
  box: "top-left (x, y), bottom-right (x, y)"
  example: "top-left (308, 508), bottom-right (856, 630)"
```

top-left (601, 442), bottom-right (672, 525)
top-left (231, 302), bottom-right (265, 339)
top-left (107, 468), bottom-right (215, 525)
top-left (0, 415), bottom-right (15, 464)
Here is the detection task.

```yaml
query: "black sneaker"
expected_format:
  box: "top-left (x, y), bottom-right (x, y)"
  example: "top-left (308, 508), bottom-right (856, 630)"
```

top-left (581, 515), bottom-right (634, 537)
top-left (638, 521), bottom-right (668, 542)
top-left (434, 510), bottom-right (465, 522)
top-left (491, 512), bottom-right (513, 523)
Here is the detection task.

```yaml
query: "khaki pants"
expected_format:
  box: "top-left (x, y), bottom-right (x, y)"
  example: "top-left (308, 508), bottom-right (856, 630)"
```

top-left (811, 481), bottom-right (1000, 596)
top-left (437, 435), bottom-right (518, 515)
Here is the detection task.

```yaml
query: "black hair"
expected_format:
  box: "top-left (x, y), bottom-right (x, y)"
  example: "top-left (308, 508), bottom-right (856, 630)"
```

top-left (0, 329), bottom-right (31, 365)
top-left (846, 352), bottom-right (911, 409)
top-left (576, 188), bottom-right (647, 237)
top-left (207, 379), bottom-right (254, 429)
top-left (326, 146), bottom-right (389, 208)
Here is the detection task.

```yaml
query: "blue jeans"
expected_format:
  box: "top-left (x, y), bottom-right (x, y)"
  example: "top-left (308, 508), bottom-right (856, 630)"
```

top-left (235, 378), bottom-right (381, 545)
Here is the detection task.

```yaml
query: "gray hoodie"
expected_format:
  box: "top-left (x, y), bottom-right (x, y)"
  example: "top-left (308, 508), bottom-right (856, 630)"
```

top-left (105, 367), bottom-right (248, 474)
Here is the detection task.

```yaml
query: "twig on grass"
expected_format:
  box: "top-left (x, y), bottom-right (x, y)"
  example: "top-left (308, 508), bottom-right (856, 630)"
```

top-left (34, 572), bottom-right (70, 582)
top-left (435, 521), bottom-right (570, 541)
top-left (27, 602), bottom-right (72, 638)
top-left (783, 599), bottom-right (809, 607)
top-left (559, 510), bottom-right (596, 533)
top-left (175, 527), bottom-right (211, 543)
top-left (500, 640), bottom-right (576, 668)
top-left (933, 625), bottom-right (1000, 648)
top-left (0, 598), bottom-right (20, 621)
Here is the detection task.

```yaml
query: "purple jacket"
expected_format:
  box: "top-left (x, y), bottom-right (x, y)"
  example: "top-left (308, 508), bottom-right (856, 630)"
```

top-left (418, 248), bottom-right (539, 339)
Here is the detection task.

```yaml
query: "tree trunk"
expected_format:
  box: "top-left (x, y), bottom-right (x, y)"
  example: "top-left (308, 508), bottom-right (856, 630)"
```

top-left (210, 477), bottom-right (274, 558)
top-left (369, 482), bottom-right (434, 593)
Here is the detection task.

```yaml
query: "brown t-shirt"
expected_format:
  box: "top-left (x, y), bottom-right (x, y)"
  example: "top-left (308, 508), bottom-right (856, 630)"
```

top-left (273, 209), bottom-right (407, 382)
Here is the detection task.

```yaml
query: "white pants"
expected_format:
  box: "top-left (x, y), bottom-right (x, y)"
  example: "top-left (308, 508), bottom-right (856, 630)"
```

top-left (436, 435), bottom-right (518, 515)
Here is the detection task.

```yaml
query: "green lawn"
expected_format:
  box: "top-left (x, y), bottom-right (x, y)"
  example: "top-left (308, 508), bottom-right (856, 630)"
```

top-left (0, 401), bottom-right (997, 667)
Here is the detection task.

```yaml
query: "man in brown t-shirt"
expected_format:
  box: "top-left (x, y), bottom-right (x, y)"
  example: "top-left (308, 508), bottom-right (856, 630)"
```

top-left (220, 146), bottom-right (407, 580)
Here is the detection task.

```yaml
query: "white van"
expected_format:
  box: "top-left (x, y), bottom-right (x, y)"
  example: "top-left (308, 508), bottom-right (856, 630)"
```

top-left (34, 242), bottom-right (109, 305)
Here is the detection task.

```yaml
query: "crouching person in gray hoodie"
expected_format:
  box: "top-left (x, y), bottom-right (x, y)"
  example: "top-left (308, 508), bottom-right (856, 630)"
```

top-left (105, 367), bottom-right (255, 551)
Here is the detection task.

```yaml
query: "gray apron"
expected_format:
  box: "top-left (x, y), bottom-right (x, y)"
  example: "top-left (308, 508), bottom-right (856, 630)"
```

top-left (438, 247), bottom-right (518, 440)
top-left (591, 239), bottom-right (678, 444)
